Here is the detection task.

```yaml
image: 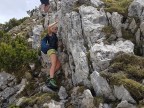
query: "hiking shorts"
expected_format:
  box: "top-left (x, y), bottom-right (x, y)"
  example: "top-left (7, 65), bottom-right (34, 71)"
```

top-left (47, 49), bottom-right (56, 57)
top-left (40, 0), bottom-right (49, 5)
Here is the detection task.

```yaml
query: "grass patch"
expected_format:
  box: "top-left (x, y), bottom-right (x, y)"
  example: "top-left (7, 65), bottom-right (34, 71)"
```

top-left (122, 28), bottom-right (134, 42)
top-left (102, 25), bottom-right (115, 37)
top-left (93, 96), bottom-right (104, 107)
top-left (101, 53), bottom-right (144, 101)
top-left (41, 29), bottom-right (48, 38)
top-left (21, 93), bottom-right (59, 107)
top-left (102, 0), bottom-right (133, 16)
top-left (72, 1), bottom-right (84, 12)
top-left (102, 25), bottom-right (117, 44)
top-left (110, 53), bottom-right (144, 80)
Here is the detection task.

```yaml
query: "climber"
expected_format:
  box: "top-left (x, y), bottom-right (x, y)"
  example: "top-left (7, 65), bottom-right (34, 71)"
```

top-left (41, 20), bottom-right (61, 90)
top-left (40, 0), bottom-right (50, 16)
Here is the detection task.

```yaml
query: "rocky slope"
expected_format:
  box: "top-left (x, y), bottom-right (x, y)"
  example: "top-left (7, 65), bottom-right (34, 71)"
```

top-left (0, 0), bottom-right (144, 108)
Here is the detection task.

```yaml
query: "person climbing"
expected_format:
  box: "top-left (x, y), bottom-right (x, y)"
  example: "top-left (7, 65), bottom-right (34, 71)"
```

top-left (41, 20), bottom-right (61, 91)
top-left (40, 0), bottom-right (50, 16)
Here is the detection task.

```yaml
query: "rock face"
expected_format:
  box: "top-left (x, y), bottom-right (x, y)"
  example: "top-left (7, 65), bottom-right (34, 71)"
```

top-left (128, 0), bottom-right (144, 21)
top-left (114, 85), bottom-right (136, 104)
top-left (32, 25), bottom-right (43, 49)
top-left (91, 71), bottom-right (115, 100)
top-left (90, 40), bottom-right (134, 71)
top-left (0, 72), bottom-right (26, 107)
top-left (2, 0), bottom-right (144, 107)
top-left (111, 12), bottom-right (122, 38)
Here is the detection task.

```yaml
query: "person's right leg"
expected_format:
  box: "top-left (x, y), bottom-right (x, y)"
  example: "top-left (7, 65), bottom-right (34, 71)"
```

top-left (44, 4), bottom-right (49, 13)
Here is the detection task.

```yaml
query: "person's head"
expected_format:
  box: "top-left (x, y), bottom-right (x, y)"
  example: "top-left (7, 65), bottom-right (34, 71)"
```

top-left (48, 25), bottom-right (58, 34)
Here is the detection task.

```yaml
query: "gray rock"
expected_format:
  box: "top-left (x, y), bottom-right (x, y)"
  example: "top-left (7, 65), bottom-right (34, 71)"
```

top-left (59, 11), bottom-right (90, 86)
top-left (16, 97), bottom-right (26, 106)
top-left (90, 71), bottom-right (115, 100)
top-left (111, 12), bottom-right (122, 38)
top-left (142, 79), bottom-right (144, 85)
top-left (40, 85), bottom-right (55, 93)
top-left (58, 86), bottom-right (68, 100)
top-left (16, 79), bottom-right (27, 96)
top-left (29, 63), bottom-right (35, 71)
top-left (116, 100), bottom-right (136, 108)
top-left (60, 0), bottom-right (77, 15)
top-left (140, 10), bottom-right (144, 22)
top-left (128, 0), bottom-right (144, 20)
top-left (114, 85), bottom-right (136, 104)
top-left (128, 18), bottom-right (137, 33)
top-left (81, 89), bottom-right (95, 108)
top-left (122, 20), bottom-right (129, 30)
top-left (47, 100), bottom-right (63, 108)
top-left (106, 12), bottom-right (112, 24)
top-left (90, 40), bottom-right (134, 71)
top-left (140, 22), bottom-right (144, 36)
top-left (32, 25), bottom-right (43, 49)
top-left (49, 0), bottom-right (57, 12)
top-left (0, 72), bottom-right (16, 90)
top-left (135, 28), bottom-right (141, 45)
top-left (90, 0), bottom-right (104, 7)
top-left (99, 103), bottom-right (112, 108)
top-left (0, 86), bottom-right (18, 99)
top-left (79, 5), bottom-right (107, 47)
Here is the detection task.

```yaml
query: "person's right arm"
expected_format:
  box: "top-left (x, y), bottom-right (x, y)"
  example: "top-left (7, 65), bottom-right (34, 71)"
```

top-left (47, 21), bottom-right (58, 32)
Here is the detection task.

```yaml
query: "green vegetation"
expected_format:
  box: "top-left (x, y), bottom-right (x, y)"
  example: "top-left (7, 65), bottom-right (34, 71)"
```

top-left (0, 31), bottom-right (37, 76)
top-left (102, 25), bottom-right (117, 44)
top-left (101, 53), bottom-right (144, 101)
top-left (102, 0), bottom-right (133, 16)
top-left (41, 29), bottom-right (48, 38)
top-left (122, 28), bottom-right (134, 41)
top-left (77, 86), bottom-right (86, 94)
top-left (65, 100), bottom-right (75, 108)
top-left (72, 1), bottom-right (82, 12)
top-left (102, 25), bottom-right (115, 42)
top-left (102, 25), bottom-right (115, 37)
top-left (21, 93), bottom-right (59, 107)
top-left (3, 17), bottom-right (28, 32)
top-left (93, 96), bottom-right (104, 107)
top-left (8, 105), bottom-right (20, 108)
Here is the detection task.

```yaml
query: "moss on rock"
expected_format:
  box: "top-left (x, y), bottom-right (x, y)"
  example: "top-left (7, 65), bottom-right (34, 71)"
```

top-left (8, 104), bottom-right (20, 108)
top-left (40, 29), bottom-right (47, 38)
top-left (102, 25), bottom-right (115, 37)
top-left (77, 86), bottom-right (86, 94)
top-left (101, 53), bottom-right (144, 101)
top-left (102, 0), bottom-right (133, 16)
top-left (93, 96), bottom-right (104, 107)
top-left (21, 93), bottom-right (59, 107)
top-left (122, 29), bottom-right (134, 42)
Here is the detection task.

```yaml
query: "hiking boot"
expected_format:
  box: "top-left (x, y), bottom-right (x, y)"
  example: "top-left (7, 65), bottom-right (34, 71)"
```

top-left (41, 11), bottom-right (47, 17)
top-left (42, 13), bottom-right (46, 17)
top-left (46, 78), bottom-right (59, 91)
top-left (45, 75), bottom-right (50, 83)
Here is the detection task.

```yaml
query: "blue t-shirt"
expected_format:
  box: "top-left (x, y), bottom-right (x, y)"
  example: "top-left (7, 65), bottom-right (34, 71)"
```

top-left (41, 33), bottom-right (58, 54)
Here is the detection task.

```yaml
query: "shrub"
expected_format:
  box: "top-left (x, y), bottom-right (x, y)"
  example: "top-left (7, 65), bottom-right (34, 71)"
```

top-left (3, 17), bottom-right (28, 32)
top-left (0, 35), bottom-right (37, 72)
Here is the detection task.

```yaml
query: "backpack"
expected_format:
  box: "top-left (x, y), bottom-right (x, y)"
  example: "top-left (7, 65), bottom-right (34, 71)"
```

top-left (41, 35), bottom-right (49, 54)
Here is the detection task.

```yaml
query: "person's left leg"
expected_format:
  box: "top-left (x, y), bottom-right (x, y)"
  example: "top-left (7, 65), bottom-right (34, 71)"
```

top-left (49, 53), bottom-right (57, 78)
top-left (55, 57), bottom-right (61, 72)
top-left (46, 53), bottom-right (59, 89)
